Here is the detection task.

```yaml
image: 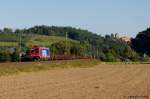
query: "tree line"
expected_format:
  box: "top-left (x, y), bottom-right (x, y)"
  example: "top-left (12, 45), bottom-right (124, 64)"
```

top-left (0, 25), bottom-right (149, 62)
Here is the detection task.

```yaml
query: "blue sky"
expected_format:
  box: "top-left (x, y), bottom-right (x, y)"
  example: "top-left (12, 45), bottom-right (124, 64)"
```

top-left (0, 0), bottom-right (150, 37)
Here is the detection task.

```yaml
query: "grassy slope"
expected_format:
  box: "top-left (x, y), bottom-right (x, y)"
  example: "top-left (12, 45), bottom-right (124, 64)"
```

top-left (0, 42), bottom-right (18, 46)
top-left (0, 59), bottom-right (100, 76)
top-left (0, 34), bottom-right (79, 47)
top-left (28, 34), bottom-right (79, 46)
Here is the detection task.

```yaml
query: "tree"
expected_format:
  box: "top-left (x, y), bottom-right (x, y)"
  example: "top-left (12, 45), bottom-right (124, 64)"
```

top-left (3, 28), bottom-right (13, 34)
top-left (0, 29), bottom-right (2, 33)
top-left (11, 48), bottom-right (20, 62)
top-left (0, 50), bottom-right (11, 62)
top-left (105, 52), bottom-right (116, 62)
top-left (0, 25), bottom-right (143, 62)
top-left (132, 28), bottom-right (150, 56)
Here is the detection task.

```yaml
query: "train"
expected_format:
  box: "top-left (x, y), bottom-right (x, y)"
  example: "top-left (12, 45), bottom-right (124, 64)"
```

top-left (24, 46), bottom-right (92, 61)
top-left (24, 46), bottom-right (50, 61)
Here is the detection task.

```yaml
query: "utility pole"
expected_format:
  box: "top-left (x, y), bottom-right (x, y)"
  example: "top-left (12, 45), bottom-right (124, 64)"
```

top-left (52, 36), bottom-right (54, 60)
top-left (65, 32), bottom-right (68, 55)
top-left (19, 32), bottom-right (22, 62)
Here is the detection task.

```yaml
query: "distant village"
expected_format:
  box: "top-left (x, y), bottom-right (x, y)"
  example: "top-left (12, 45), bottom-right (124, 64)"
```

top-left (116, 35), bottom-right (131, 43)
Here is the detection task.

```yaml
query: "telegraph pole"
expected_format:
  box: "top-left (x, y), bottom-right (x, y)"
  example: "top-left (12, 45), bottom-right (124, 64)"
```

top-left (52, 36), bottom-right (54, 60)
top-left (19, 32), bottom-right (22, 62)
top-left (65, 32), bottom-right (68, 55)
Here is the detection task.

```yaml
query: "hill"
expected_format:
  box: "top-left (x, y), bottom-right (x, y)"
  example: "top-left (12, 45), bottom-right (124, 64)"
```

top-left (28, 34), bottom-right (79, 46)
top-left (0, 26), bottom-right (145, 62)
top-left (0, 34), bottom-right (79, 47)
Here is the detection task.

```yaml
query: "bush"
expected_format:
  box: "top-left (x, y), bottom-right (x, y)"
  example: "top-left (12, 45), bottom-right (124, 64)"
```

top-left (105, 53), bottom-right (116, 62)
top-left (11, 52), bottom-right (20, 62)
top-left (98, 52), bottom-right (106, 61)
top-left (0, 52), bottom-right (11, 62)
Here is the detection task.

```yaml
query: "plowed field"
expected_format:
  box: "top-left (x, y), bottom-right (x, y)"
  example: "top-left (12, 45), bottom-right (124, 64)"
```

top-left (0, 64), bottom-right (150, 99)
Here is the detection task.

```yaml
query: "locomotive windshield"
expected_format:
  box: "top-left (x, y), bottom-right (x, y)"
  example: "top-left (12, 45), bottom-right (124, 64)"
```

top-left (41, 49), bottom-right (49, 57)
top-left (31, 49), bottom-right (39, 54)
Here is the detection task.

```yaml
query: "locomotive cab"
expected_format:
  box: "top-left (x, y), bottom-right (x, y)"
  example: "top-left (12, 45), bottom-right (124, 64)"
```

top-left (26, 46), bottom-right (50, 61)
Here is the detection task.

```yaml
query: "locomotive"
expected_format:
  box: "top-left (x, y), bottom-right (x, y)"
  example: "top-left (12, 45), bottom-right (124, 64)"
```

top-left (25, 46), bottom-right (50, 61)
top-left (23, 46), bottom-right (91, 61)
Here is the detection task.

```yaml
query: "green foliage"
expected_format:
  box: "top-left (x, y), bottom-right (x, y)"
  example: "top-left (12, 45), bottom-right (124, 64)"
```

top-left (0, 51), bottom-right (11, 62)
top-left (142, 54), bottom-right (150, 62)
top-left (50, 41), bottom-right (83, 56)
top-left (11, 48), bottom-right (20, 62)
top-left (3, 28), bottom-right (13, 34)
top-left (0, 25), bottom-right (145, 62)
top-left (105, 53), bottom-right (116, 62)
top-left (28, 34), bottom-right (79, 46)
top-left (132, 28), bottom-right (150, 57)
top-left (0, 42), bottom-right (17, 46)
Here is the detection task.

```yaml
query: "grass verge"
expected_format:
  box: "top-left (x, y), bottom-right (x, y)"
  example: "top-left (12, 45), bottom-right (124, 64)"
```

top-left (0, 59), bottom-right (100, 76)
top-left (105, 62), bottom-right (150, 65)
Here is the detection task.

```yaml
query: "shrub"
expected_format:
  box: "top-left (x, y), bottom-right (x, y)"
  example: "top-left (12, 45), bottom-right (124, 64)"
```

top-left (0, 52), bottom-right (11, 62)
top-left (105, 53), bottom-right (116, 62)
top-left (11, 52), bottom-right (20, 62)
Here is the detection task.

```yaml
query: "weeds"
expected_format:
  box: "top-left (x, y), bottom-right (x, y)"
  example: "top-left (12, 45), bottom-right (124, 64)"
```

top-left (0, 59), bottom-right (100, 76)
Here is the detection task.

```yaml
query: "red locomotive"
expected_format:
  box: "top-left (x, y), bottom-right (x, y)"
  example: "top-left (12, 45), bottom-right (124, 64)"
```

top-left (26, 46), bottom-right (50, 61)
top-left (24, 46), bottom-right (91, 61)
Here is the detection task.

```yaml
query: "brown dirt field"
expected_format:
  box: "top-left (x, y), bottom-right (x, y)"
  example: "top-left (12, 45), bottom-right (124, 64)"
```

top-left (0, 64), bottom-right (150, 99)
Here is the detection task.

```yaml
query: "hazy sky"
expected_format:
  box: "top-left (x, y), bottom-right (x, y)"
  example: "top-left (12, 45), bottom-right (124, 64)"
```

top-left (0, 0), bottom-right (150, 37)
